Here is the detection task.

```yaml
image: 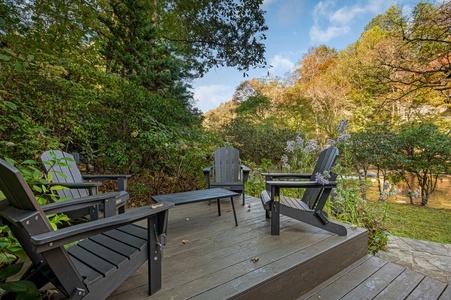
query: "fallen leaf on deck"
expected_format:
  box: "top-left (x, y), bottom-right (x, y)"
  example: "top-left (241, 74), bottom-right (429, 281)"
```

top-left (186, 217), bottom-right (190, 221)
top-left (151, 204), bottom-right (164, 209)
top-left (182, 239), bottom-right (189, 244)
top-left (251, 257), bottom-right (259, 263)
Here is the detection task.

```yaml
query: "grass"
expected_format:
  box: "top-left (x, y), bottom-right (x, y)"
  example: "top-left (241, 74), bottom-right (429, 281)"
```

top-left (366, 200), bottom-right (451, 244)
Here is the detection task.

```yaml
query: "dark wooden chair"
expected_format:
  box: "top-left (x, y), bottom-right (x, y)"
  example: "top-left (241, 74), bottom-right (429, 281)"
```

top-left (260, 146), bottom-right (347, 236)
top-left (203, 147), bottom-right (250, 205)
top-left (40, 150), bottom-right (131, 219)
top-left (0, 158), bottom-right (173, 300)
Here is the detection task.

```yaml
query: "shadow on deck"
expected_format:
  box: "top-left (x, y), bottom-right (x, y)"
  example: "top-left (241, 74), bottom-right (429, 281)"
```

top-left (109, 195), bottom-right (367, 299)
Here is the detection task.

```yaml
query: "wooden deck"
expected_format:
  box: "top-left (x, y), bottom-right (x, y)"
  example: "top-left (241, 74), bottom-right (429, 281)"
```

top-left (300, 255), bottom-right (451, 300)
top-left (109, 195), bottom-right (368, 299)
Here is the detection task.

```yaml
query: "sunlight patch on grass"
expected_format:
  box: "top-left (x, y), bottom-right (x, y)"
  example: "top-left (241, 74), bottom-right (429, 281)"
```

top-left (367, 200), bottom-right (451, 244)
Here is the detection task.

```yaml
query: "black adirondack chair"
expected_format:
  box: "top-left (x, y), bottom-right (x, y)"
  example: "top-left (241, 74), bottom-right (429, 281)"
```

top-left (41, 150), bottom-right (131, 219)
top-left (260, 146), bottom-right (347, 236)
top-left (203, 147), bottom-right (250, 205)
top-left (0, 158), bottom-right (173, 299)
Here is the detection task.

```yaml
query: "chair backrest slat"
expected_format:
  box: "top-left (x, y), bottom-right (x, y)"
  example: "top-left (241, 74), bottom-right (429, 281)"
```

top-left (301, 147), bottom-right (339, 208)
top-left (41, 150), bottom-right (89, 199)
top-left (213, 147), bottom-right (241, 183)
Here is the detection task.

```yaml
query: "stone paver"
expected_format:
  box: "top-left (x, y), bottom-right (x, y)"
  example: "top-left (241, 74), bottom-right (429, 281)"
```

top-left (376, 235), bottom-right (451, 284)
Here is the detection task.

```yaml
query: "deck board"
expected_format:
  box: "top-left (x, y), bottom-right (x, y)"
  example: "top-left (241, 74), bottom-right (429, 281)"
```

top-left (108, 195), bottom-right (449, 299)
top-left (301, 255), bottom-right (450, 300)
top-left (109, 195), bottom-right (367, 299)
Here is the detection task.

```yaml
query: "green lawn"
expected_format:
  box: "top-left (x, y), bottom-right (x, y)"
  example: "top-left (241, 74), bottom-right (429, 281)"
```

top-left (367, 200), bottom-right (451, 244)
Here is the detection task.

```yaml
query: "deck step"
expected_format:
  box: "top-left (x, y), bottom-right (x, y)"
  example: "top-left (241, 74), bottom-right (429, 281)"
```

top-left (300, 255), bottom-right (450, 300)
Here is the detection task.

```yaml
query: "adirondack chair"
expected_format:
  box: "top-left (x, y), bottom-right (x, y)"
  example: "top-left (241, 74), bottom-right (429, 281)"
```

top-left (0, 158), bottom-right (173, 300)
top-left (203, 147), bottom-right (250, 205)
top-left (40, 150), bottom-right (131, 219)
top-left (260, 146), bottom-right (347, 236)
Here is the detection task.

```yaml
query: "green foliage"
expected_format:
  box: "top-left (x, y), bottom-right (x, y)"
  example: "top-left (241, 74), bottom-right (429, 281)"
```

top-left (367, 201), bottom-right (451, 244)
top-left (221, 118), bottom-right (298, 165)
top-left (244, 159), bottom-right (272, 198)
top-left (395, 122), bottom-right (451, 205)
top-left (0, 226), bottom-right (27, 265)
top-left (159, 0), bottom-right (268, 76)
top-left (0, 155), bottom-right (76, 298)
top-left (4, 158), bottom-right (67, 205)
top-left (0, 263), bottom-right (41, 300)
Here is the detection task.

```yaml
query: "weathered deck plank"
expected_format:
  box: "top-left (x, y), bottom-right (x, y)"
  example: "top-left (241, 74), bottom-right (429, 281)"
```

top-left (301, 255), bottom-right (450, 300)
top-left (108, 195), bottom-right (367, 299)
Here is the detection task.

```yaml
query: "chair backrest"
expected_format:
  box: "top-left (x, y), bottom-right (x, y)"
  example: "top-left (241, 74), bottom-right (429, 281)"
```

top-left (0, 158), bottom-right (88, 294)
top-left (301, 146), bottom-right (339, 208)
top-left (40, 150), bottom-right (89, 199)
top-left (212, 147), bottom-right (241, 183)
top-left (0, 159), bottom-right (49, 216)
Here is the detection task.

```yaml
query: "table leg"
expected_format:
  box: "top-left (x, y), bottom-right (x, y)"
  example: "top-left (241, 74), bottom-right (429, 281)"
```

top-left (217, 199), bottom-right (221, 216)
top-left (231, 197), bottom-right (238, 226)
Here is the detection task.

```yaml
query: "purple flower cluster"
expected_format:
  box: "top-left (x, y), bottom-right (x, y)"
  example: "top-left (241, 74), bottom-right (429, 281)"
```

top-left (304, 139), bottom-right (319, 153)
top-left (326, 139), bottom-right (336, 147)
top-left (337, 120), bottom-right (349, 133)
top-left (296, 136), bottom-right (304, 148)
top-left (315, 171), bottom-right (331, 185)
top-left (337, 134), bottom-right (351, 143)
top-left (285, 140), bottom-right (296, 152)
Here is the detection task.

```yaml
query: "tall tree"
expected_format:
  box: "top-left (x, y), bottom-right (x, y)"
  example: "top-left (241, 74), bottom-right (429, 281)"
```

top-left (158, 0), bottom-right (268, 76)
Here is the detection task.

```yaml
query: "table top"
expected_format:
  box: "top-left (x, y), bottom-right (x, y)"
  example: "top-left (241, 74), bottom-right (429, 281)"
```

top-left (152, 188), bottom-right (239, 205)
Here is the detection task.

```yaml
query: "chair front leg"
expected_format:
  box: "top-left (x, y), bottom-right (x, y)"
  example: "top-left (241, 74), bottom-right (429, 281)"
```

top-left (270, 185), bottom-right (281, 235)
top-left (148, 215), bottom-right (163, 295)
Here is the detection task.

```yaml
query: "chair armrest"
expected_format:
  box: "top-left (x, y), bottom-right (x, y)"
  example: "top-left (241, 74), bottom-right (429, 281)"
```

top-left (49, 182), bottom-right (101, 195)
top-left (203, 166), bottom-right (213, 184)
top-left (82, 175), bottom-right (131, 191)
top-left (31, 202), bottom-right (174, 252)
top-left (241, 165), bottom-right (250, 182)
top-left (262, 173), bottom-right (312, 180)
top-left (41, 191), bottom-right (128, 215)
top-left (266, 180), bottom-right (337, 189)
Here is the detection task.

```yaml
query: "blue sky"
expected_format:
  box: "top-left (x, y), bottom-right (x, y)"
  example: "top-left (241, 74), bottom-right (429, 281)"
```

top-left (191, 0), bottom-right (423, 113)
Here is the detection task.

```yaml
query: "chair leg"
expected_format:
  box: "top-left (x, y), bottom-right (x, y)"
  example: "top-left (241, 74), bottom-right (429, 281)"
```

top-left (271, 201), bottom-right (280, 235)
top-left (242, 193), bottom-right (245, 205)
top-left (148, 216), bottom-right (163, 295)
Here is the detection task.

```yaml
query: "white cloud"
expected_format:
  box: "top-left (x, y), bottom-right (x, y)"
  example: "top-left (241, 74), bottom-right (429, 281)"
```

top-left (310, 0), bottom-right (393, 44)
top-left (269, 55), bottom-right (295, 75)
top-left (193, 84), bottom-right (234, 113)
top-left (310, 24), bottom-right (350, 43)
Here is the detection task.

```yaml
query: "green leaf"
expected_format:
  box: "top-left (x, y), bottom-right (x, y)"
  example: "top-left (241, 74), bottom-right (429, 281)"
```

top-left (0, 53), bottom-right (10, 61)
top-left (0, 263), bottom-right (23, 280)
top-left (0, 252), bottom-right (18, 264)
top-left (15, 60), bottom-right (23, 71)
top-left (4, 157), bottom-right (16, 166)
top-left (56, 163), bottom-right (72, 168)
top-left (56, 171), bottom-right (68, 178)
top-left (0, 239), bottom-right (11, 248)
top-left (4, 101), bottom-right (16, 109)
top-left (50, 185), bottom-right (69, 191)
top-left (0, 280), bottom-right (40, 296)
top-left (21, 160), bottom-right (38, 165)
top-left (32, 186), bottom-right (42, 193)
